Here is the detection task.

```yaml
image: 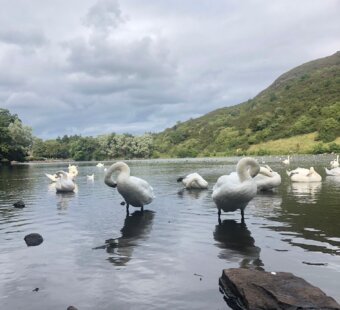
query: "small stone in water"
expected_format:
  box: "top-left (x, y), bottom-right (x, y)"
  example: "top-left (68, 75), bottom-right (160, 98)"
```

top-left (67, 307), bottom-right (78, 310)
top-left (13, 200), bottom-right (25, 208)
top-left (24, 233), bottom-right (44, 247)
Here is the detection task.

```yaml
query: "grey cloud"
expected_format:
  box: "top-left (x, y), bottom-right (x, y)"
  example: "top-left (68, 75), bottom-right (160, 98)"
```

top-left (0, 28), bottom-right (47, 47)
top-left (84, 0), bottom-right (125, 32)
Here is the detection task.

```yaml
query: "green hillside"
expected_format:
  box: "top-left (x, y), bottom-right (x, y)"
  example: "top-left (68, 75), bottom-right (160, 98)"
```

top-left (152, 51), bottom-right (340, 157)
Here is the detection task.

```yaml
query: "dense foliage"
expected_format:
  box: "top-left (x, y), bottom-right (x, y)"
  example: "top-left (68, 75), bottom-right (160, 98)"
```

top-left (0, 109), bottom-right (33, 161)
top-left (152, 51), bottom-right (340, 157)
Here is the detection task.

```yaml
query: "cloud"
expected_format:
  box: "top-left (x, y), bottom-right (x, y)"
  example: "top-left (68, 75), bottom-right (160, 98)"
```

top-left (1, 0), bottom-right (339, 139)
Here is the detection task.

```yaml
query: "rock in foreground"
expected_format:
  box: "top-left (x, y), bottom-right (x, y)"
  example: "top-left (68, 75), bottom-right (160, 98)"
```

top-left (219, 268), bottom-right (340, 310)
top-left (24, 233), bottom-right (44, 247)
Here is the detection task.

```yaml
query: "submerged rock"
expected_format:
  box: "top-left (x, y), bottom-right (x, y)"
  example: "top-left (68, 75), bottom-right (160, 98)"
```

top-left (13, 200), bottom-right (25, 208)
top-left (67, 307), bottom-right (78, 310)
top-left (219, 268), bottom-right (340, 310)
top-left (24, 233), bottom-right (44, 247)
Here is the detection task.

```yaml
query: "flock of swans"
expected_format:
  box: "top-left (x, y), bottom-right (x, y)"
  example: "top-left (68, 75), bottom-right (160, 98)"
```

top-left (44, 155), bottom-right (339, 222)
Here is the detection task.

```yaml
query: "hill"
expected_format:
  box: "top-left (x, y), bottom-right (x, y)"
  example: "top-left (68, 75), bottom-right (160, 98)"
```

top-left (152, 51), bottom-right (340, 157)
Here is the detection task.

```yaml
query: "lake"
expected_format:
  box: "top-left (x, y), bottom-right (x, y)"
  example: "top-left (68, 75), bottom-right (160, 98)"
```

top-left (1, 155), bottom-right (340, 309)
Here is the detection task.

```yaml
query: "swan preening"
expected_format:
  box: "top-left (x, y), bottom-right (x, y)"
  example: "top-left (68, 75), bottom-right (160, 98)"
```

top-left (104, 162), bottom-right (155, 213)
top-left (55, 171), bottom-right (76, 192)
top-left (212, 157), bottom-right (271, 221)
top-left (96, 162), bottom-right (104, 168)
top-left (177, 173), bottom-right (208, 189)
top-left (287, 167), bottom-right (322, 182)
top-left (254, 165), bottom-right (282, 191)
top-left (330, 155), bottom-right (339, 168)
top-left (45, 164), bottom-right (78, 182)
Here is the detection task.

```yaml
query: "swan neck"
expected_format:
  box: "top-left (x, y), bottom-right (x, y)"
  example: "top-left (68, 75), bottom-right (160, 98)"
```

top-left (236, 157), bottom-right (260, 182)
top-left (104, 162), bottom-right (130, 187)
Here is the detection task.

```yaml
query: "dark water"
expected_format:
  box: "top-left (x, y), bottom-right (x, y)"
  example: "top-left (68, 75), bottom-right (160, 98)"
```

top-left (0, 155), bottom-right (340, 309)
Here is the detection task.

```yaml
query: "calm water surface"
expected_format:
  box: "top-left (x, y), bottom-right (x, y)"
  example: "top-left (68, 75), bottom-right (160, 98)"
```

top-left (1, 155), bottom-right (340, 309)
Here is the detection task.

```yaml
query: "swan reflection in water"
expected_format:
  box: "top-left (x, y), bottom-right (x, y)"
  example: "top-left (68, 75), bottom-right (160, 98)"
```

top-left (213, 219), bottom-right (263, 270)
top-left (56, 192), bottom-right (76, 210)
top-left (289, 182), bottom-right (322, 204)
top-left (104, 210), bottom-right (155, 266)
top-left (177, 188), bottom-right (209, 200)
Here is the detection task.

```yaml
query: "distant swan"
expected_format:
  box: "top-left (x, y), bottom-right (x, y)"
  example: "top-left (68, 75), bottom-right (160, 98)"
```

top-left (177, 173), bottom-right (208, 189)
top-left (330, 155), bottom-right (339, 168)
top-left (87, 174), bottom-right (95, 181)
top-left (96, 163), bottom-right (104, 167)
top-left (287, 167), bottom-right (322, 182)
top-left (325, 167), bottom-right (340, 176)
top-left (254, 165), bottom-right (281, 191)
top-left (282, 155), bottom-right (290, 165)
top-left (212, 157), bottom-right (270, 221)
top-left (104, 162), bottom-right (155, 213)
top-left (55, 171), bottom-right (76, 192)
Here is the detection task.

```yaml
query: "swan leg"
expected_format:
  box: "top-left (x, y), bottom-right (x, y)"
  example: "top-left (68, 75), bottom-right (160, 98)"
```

top-left (141, 205), bottom-right (144, 212)
top-left (240, 209), bottom-right (245, 222)
top-left (126, 203), bottom-right (130, 215)
top-left (218, 208), bottom-right (221, 223)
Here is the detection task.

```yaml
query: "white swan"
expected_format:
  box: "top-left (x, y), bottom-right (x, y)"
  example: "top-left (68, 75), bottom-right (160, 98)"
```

top-left (287, 167), bottom-right (322, 182)
top-left (254, 165), bottom-right (281, 191)
top-left (45, 173), bottom-right (59, 182)
top-left (177, 173), bottom-right (208, 189)
top-left (104, 162), bottom-right (155, 213)
top-left (330, 155), bottom-right (339, 168)
top-left (68, 164), bottom-right (78, 180)
top-left (96, 162), bottom-right (104, 168)
top-left (55, 171), bottom-right (76, 192)
top-left (87, 174), bottom-right (95, 181)
top-left (212, 157), bottom-right (269, 221)
top-left (325, 167), bottom-right (340, 176)
top-left (282, 155), bottom-right (290, 165)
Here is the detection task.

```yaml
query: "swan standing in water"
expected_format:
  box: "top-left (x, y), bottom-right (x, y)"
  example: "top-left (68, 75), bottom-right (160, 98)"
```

top-left (55, 171), bottom-right (76, 192)
top-left (177, 173), bottom-right (208, 189)
top-left (287, 167), bottom-right (322, 182)
top-left (330, 155), bottom-right (339, 168)
top-left (212, 157), bottom-right (270, 221)
top-left (104, 162), bottom-right (155, 213)
top-left (282, 155), bottom-right (290, 165)
top-left (254, 165), bottom-right (281, 191)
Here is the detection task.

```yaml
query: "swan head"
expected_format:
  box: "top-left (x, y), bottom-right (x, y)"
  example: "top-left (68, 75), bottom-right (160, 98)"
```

top-left (104, 162), bottom-right (130, 188)
top-left (259, 166), bottom-right (274, 177)
top-left (56, 171), bottom-right (69, 179)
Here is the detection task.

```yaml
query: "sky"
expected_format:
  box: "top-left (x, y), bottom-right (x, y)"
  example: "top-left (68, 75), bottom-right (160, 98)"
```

top-left (0, 0), bottom-right (339, 139)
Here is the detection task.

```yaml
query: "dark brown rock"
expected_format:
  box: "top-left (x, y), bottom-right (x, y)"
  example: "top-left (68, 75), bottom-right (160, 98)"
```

top-left (219, 268), bottom-right (340, 310)
top-left (24, 233), bottom-right (43, 247)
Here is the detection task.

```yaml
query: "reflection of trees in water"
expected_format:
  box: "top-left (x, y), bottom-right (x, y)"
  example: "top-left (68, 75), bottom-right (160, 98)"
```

top-left (213, 219), bottom-right (263, 270)
top-left (106, 210), bottom-right (155, 266)
top-left (288, 182), bottom-right (322, 204)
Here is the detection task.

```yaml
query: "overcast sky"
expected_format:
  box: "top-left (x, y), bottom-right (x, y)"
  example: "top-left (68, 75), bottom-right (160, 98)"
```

top-left (0, 0), bottom-right (339, 139)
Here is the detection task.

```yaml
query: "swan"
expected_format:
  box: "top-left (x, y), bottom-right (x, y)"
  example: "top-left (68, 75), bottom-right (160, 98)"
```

top-left (282, 155), bottom-right (290, 165)
top-left (177, 172), bottom-right (208, 189)
top-left (287, 167), bottom-right (322, 182)
top-left (45, 173), bottom-right (59, 182)
top-left (325, 167), bottom-right (340, 176)
top-left (330, 155), bottom-right (339, 168)
top-left (55, 171), bottom-right (76, 192)
top-left (87, 174), bottom-right (95, 181)
top-left (212, 157), bottom-right (270, 221)
top-left (104, 162), bottom-right (155, 213)
top-left (254, 165), bottom-right (281, 191)
top-left (68, 164), bottom-right (78, 180)
top-left (96, 162), bottom-right (104, 167)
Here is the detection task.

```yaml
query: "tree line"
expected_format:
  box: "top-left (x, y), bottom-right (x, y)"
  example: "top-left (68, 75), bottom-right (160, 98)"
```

top-left (1, 108), bottom-right (153, 162)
